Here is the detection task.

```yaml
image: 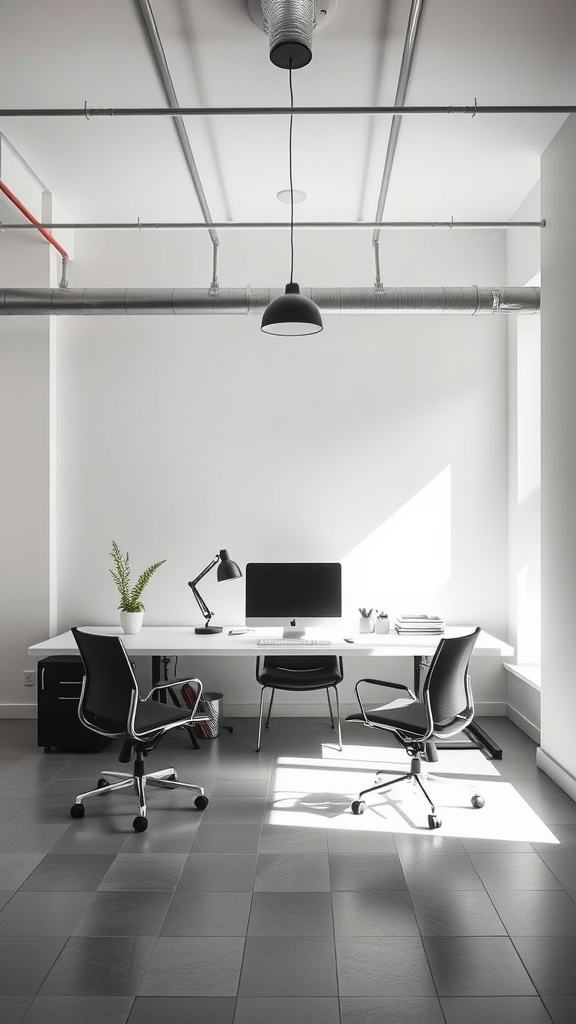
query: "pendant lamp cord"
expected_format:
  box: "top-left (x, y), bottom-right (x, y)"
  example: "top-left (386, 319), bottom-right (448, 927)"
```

top-left (288, 60), bottom-right (294, 284)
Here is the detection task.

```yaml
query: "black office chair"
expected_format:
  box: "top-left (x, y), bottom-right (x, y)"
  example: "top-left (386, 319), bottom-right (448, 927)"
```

top-left (69, 627), bottom-right (210, 832)
top-left (346, 628), bottom-right (484, 829)
top-left (255, 655), bottom-right (344, 751)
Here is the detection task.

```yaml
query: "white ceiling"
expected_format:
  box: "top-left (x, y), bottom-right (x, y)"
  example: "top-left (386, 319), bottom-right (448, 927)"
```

top-left (0, 0), bottom-right (574, 228)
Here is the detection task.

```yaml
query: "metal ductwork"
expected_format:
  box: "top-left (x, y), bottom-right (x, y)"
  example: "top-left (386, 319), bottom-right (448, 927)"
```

top-left (261, 0), bottom-right (316, 69)
top-left (0, 286), bottom-right (540, 315)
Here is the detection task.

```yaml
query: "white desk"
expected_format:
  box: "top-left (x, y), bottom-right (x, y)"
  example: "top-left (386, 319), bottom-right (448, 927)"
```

top-left (29, 626), bottom-right (513, 759)
top-left (29, 624), bottom-right (513, 660)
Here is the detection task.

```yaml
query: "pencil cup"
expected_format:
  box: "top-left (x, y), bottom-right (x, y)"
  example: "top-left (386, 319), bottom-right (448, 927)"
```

top-left (359, 615), bottom-right (375, 633)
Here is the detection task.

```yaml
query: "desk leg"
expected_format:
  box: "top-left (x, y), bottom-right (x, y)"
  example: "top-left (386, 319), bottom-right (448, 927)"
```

top-left (413, 656), bottom-right (503, 760)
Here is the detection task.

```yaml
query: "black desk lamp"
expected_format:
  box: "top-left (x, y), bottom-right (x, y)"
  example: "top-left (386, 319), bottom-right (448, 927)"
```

top-left (188, 549), bottom-right (242, 634)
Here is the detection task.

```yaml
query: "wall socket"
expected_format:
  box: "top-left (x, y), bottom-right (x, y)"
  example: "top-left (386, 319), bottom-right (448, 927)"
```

top-left (23, 670), bottom-right (36, 687)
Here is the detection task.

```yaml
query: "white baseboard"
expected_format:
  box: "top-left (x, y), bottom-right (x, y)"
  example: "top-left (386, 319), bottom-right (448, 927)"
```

top-left (507, 704), bottom-right (540, 744)
top-left (0, 701), bottom-right (508, 721)
top-left (0, 704), bottom-right (37, 719)
top-left (536, 748), bottom-right (576, 803)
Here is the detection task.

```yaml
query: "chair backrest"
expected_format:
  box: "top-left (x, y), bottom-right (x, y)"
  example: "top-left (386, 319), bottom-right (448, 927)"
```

top-left (263, 655), bottom-right (342, 674)
top-left (72, 627), bottom-right (137, 735)
top-left (421, 628), bottom-right (480, 736)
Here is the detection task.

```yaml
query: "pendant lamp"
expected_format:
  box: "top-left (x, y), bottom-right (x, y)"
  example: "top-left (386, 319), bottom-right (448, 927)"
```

top-left (261, 64), bottom-right (323, 336)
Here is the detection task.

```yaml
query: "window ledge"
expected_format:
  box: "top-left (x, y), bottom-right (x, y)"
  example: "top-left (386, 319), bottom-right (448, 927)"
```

top-left (504, 662), bottom-right (541, 690)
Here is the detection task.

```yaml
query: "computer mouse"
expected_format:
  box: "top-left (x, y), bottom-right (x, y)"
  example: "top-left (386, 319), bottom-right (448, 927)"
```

top-left (228, 628), bottom-right (250, 635)
top-left (344, 637), bottom-right (355, 643)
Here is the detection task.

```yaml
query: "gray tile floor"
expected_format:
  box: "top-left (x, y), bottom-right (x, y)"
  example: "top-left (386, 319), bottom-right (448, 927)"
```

top-left (0, 716), bottom-right (575, 1023)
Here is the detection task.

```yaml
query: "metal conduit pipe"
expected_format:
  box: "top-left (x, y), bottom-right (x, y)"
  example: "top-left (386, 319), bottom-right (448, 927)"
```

top-left (0, 286), bottom-right (540, 316)
top-left (373, 0), bottom-right (425, 288)
top-left (135, 0), bottom-right (220, 291)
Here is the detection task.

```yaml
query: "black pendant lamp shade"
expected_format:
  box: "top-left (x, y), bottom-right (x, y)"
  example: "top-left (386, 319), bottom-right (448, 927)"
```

top-left (261, 282), bottom-right (323, 336)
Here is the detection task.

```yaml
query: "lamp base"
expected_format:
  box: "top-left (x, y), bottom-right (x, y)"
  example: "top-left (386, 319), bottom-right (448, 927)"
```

top-left (194, 626), bottom-right (223, 634)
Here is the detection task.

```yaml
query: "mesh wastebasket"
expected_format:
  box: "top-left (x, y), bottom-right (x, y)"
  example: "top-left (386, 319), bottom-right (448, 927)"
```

top-left (199, 692), bottom-right (224, 738)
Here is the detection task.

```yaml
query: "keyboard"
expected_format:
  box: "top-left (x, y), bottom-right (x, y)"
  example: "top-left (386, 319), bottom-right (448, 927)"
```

top-left (257, 638), bottom-right (332, 646)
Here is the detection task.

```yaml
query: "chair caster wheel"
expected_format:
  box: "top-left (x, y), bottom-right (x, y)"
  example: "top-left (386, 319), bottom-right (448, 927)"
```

top-left (471, 793), bottom-right (485, 809)
top-left (97, 778), bottom-right (110, 789)
top-left (428, 814), bottom-right (442, 829)
top-left (195, 795), bottom-right (209, 811)
top-left (351, 800), bottom-right (365, 815)
top-left (133, 816), bottom-right (148, 832)
top-left (70, 803), bottom-right (85, 819)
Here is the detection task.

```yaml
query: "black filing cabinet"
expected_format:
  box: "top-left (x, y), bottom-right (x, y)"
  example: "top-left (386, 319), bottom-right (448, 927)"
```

top-left (37, 655), bottom-right (110, 752)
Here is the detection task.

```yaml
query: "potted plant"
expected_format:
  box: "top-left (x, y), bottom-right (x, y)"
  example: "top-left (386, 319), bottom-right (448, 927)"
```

top-left (110, 540), bottom-right (166, 634)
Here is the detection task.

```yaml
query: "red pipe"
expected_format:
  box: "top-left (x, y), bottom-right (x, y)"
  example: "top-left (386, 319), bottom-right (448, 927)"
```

top-left (0, 179), bottom-right (69, 259)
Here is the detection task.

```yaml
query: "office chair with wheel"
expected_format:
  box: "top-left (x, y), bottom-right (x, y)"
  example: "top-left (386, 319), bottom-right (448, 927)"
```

top-left (346, 628), bottom-right (483, 829)
top-left (255, 654), bottom-right (344, 751)
top-left (69, 627), bottom-right (210, 832)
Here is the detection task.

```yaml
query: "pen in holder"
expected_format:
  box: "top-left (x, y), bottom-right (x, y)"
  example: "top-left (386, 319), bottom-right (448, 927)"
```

top-left (375, 612), bottom-right (390, 634)
top-left (358, 608), bottom-right (375, 633)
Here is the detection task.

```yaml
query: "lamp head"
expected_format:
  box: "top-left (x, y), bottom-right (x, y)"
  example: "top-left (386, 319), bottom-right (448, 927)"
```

top-left (261, 282), bottom-right (323, 336)
top-left (217, 549), bottom-right (242, 581)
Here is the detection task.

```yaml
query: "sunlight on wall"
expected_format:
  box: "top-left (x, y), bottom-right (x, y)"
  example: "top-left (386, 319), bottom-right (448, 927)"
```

top-left (342, 467), bottom-right (451, 619)
top-left (517, 314), bottom-right (541, 504)
top-left (517, 563), bottom-right (541, 665)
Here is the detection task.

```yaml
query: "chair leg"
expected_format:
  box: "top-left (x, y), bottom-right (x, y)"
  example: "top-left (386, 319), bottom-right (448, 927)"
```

top-left (333, 686), bottom-right (342, 751)
top-left (256, 686), bottom-right (267, 752)
top-left (326, 688), bottom-right (335, 729)
top-left (265, 688), bottom-right (275, 729)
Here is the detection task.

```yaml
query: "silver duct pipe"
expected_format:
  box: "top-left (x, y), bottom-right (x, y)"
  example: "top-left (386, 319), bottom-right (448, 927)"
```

top-left (261, 0), bottom-right (316, 69)
top-left (0, 286), bottom-right (540, 316)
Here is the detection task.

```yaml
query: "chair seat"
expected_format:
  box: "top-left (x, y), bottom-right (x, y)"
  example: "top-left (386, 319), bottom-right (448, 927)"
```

top-left (134, 699), bottom-right (194, 734)
top-left (346, 701), bottom-right (429, 736)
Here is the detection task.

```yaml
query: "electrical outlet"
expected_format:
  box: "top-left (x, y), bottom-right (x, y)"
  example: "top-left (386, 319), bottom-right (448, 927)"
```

top-left (23, 670), bottom-right (35, 687)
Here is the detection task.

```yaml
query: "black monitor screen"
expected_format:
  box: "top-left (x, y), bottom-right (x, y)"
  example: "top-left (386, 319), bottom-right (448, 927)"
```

top-left (245, 562), bottom-right (342, 619)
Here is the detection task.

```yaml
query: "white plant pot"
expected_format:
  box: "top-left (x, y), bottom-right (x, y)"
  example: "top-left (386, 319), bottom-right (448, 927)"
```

top-left (120, 611), bottom-right (144, 635)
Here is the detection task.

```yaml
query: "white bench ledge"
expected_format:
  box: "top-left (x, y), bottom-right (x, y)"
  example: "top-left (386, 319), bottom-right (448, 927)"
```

top-left (504, 662), bottom-right (541, 690)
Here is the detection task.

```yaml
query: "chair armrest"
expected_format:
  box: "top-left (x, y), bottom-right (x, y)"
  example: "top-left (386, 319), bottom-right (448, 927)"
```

top-left (354, 677), bottom-right (416, 725)
top-left (144, 676), bottom-right (205, 718)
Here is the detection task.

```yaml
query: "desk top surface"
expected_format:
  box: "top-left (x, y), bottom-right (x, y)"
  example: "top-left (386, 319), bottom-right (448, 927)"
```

top-left (29, 625), bottom-right (513, 659)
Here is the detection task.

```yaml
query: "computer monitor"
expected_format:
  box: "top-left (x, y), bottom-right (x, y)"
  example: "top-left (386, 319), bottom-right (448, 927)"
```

top-left (245, 562), bottom-right (342, 638)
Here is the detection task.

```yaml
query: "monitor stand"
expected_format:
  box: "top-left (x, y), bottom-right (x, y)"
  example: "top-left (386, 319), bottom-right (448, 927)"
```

top-left (282, 621), bottom-right (305, 639)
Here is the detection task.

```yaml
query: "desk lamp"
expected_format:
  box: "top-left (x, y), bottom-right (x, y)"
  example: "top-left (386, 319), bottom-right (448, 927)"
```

top-left (188, 549), bottom-right (242, 634)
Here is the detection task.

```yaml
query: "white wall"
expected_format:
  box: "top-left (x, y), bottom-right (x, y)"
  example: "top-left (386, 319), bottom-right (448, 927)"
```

top-left (506, 185), bottom-right (541, 738)
top-left (0, 232), bottom-right (51, 714)
top-left (49, 225), bottom-right (509, 714)
top-left (538, 113), bottom-right (576, 795)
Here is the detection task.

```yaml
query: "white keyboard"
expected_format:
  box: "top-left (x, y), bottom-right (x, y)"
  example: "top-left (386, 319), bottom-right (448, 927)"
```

top-left (257, 638), bottom-right (332, 646)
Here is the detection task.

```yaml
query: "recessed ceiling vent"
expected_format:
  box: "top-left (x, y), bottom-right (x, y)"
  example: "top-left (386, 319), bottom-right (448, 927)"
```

top-left (248, 0), bottom-right (337, 68)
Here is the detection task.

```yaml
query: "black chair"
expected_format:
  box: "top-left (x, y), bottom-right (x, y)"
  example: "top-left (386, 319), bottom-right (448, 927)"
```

top-left (69, 627), bottom-right (210, 832)
top-left (346, 628), bottom-right (484, 829)
top-left (255, 655), bottom-right (344, 751)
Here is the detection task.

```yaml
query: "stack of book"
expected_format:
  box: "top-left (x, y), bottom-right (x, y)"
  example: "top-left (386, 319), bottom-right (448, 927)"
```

top-left (394, 614), bottom-right (445, 635)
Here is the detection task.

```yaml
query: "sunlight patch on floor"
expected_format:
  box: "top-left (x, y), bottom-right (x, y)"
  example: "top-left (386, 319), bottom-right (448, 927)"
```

top-left (267, 752), bottom-right (560, 843)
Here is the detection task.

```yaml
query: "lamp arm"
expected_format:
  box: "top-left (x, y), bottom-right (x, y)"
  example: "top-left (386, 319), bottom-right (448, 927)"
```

top-left (189, 554), bottom-right (219, 588)
top-left (188, 554), bottom-right (219, 627)
top-left (189, 583), bottom-right (213, 626)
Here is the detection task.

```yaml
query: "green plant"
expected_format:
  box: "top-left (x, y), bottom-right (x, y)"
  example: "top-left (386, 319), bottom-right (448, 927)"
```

top-left (110, 540), bottom-right (166, 613)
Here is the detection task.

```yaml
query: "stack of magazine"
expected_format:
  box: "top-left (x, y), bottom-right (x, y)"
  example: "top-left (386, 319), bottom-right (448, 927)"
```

top-left (394, 614), bottom-right (445, 635)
